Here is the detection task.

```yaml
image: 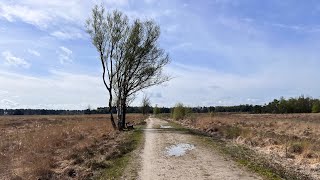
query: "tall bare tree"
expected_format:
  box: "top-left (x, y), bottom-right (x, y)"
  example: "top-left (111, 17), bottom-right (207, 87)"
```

top-left (86, 5), bottom-right (128, 129)
top-left (116, 19), bottom-right (170, 129)
top-left (86, 5), bottom-right (170, 130)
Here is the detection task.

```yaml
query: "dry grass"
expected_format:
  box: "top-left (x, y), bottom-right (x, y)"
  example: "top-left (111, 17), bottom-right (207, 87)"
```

top-left (0, 114), bottom-right (146, 179)
top-left (174, 113), bottom-right (320, 178)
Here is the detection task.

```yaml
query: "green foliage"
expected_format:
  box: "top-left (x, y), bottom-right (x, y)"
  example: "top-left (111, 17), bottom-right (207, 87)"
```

top-left (172, 103), bottom-right (186, 120)
top-left (141, 94), bottom-right (151, 115)
top-left (86, 5), bottom-right (170, 130)
top-left (153, 106), bottom-right (160, 115)
top-left (312, 101), bottom-right (320, 113)
top-left (262, 95), bottom-right (317, 114)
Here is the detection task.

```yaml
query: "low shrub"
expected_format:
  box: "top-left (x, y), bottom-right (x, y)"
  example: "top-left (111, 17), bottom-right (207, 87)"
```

top-left (172, 103), bottom-right (186, 120)
top-left (312, 102), bottom-right (320, 113)
top-left (224, 126), bottom-right (242, 139)
top-left (289, 141), bottom-right (309, 154)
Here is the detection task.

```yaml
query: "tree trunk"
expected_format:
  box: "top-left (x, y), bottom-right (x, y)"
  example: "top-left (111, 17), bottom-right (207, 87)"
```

top-left (117, 89), bottom-right (123, 131)
top-left (109, 106), bottom-right (116, 129)
top-left (121, 100), bottom-right (127, 129)
top-left (116, 105), bottom-right (121, 126)
top-left (118, 96), bottom-right (126, 130)
top-left (117, 105), bottom-right (123, 131)
top-left (108, 89), bottom-right (117, 129)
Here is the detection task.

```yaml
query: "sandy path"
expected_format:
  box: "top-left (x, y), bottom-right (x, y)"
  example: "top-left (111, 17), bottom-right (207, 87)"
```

top-left (138, 118), bottom-right (262, 180)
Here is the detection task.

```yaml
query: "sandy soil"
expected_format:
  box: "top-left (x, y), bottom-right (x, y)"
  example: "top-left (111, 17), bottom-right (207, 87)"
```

top-left (138, 118), bottom-right (262, 180)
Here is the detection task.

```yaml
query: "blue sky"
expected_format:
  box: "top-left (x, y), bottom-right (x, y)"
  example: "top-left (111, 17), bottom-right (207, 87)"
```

top-left (1, 0), bottom-right (320, 109)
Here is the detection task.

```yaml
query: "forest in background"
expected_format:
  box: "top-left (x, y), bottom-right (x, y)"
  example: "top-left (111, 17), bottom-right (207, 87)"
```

top-left (1, 95), bottom-right (319, 116)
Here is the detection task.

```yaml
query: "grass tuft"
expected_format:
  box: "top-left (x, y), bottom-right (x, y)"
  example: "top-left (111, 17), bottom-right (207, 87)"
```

top-left (99, 128), bottom-right (144, 179)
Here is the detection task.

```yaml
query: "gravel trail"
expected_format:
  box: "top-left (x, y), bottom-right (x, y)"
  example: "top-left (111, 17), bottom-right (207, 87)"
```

top-left (138, 117), bottom-right (262, 180)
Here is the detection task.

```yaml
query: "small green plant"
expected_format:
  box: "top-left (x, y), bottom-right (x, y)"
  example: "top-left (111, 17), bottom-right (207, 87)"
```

top-left (289, 141), bottom-right (310, 154)
top-left (153, 105), bottom-right (160, 115)
top-left (312, 102), bottom-right (320, 113)
top-left (172, 103), bottom-right (186, 120)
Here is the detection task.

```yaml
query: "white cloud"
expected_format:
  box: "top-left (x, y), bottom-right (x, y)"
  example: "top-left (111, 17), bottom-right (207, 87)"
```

top-left (1, 99), bottom-right (19, 109)
top-left (57, 46), bottom-right (73, 64)
top-left (50, 27), bottom-right (86, 40)
top-left (2, 51), bottom-right (31, 68)
top-left (140, 62), bottom-right (320, 107)
top-left (0, 2), bottom-right (51, 29)
top-left (216, 16), bottom-right (260, 36)
top-left (0, 90), bottom-right (9, 96)
top-left (28, 49), bottom-right (40, 57)
top-left (51, 31), bottom-right (82, 40)
top-left (0, 0), bottom-right (130, 30)
top-left (1, 0), bottom-right (320, 109)
top-left (0, 70), bottom-right (106, 109)
top-left (60, 46), bottom-right (72, 55)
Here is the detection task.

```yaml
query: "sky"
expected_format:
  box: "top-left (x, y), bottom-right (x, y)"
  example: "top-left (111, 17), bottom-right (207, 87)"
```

top-left (1, 0), bottom-right (320, 109)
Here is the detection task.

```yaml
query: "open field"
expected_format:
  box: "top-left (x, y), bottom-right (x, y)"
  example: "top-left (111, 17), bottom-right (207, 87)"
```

top-left (0, 114), bottom-right (146, 179)
top-left (168, 113), bottom-right (320, 179)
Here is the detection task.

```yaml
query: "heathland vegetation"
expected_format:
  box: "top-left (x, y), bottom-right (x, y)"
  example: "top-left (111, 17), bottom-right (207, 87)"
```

top-left (159, 100), bottom-right (320, 179)
top-left (169, 113), bottom-right (320, 179)
top-left (2, 2), bottom-right (320, 180)
top-left (2, 95), bottom-right (319, 116)
top-left (0, 114), bottom-right (146, 179)
top-left (164, 95), bottom-right (320, 117)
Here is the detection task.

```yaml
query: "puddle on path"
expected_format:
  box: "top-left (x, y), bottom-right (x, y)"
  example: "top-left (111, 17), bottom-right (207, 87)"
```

top-left (160, 125), bottom-right (172, 129)
top-left (165, 143), bottom-right (195, 156)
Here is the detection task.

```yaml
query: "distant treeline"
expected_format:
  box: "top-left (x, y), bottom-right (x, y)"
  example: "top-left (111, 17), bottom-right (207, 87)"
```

top-left (1, 96), bottom-right (319, 116)
top-left (0, 109), bottom-right (84, 116)
top-left (158, 95), bottom-right (320, 114)
top-left (213, 95), bottom-right (320, 114)
top-left (0, 106), bottom-right (149, 116)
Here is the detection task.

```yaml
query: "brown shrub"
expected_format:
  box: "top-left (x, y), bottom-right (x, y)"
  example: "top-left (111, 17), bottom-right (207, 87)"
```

top-left (0, 114), bottom-right (145, 179)
top-left (174, 113), bottom-right (320, 165)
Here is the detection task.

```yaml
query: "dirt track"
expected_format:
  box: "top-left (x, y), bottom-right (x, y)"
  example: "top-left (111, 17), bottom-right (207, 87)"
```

top-left (138, 118), bottom-right (262, 180)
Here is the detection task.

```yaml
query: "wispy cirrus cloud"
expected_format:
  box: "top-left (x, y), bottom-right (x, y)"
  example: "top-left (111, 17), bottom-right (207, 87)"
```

top-left (51, 30), bottom-right (84, 40)
top-left (1, 0), bottom-right (320, 109)
top-left (0, 99), bottom-right (19, 109)
top-left (0, 2), bottom-right (51, 29)
top-left (0, 70), bottom-right (106, 109)
top-left (57, 46), bottom-right (73, 64)
top-left (50, 26), bottom-right (86, 40)
top-left (0, 0), bottom-right (130, 30)
top-left (2, 51), bottom-right (31, 68)
top-left (28, 49), bottom-right (41, 57)
top-left (143, 61), bottom-right (320, 107)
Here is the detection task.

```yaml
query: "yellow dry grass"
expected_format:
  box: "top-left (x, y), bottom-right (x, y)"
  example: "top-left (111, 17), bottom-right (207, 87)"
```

top-left (178, 113), bottom-right (320, 167)
top-left (0, 114), bottom-right (145, 179)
